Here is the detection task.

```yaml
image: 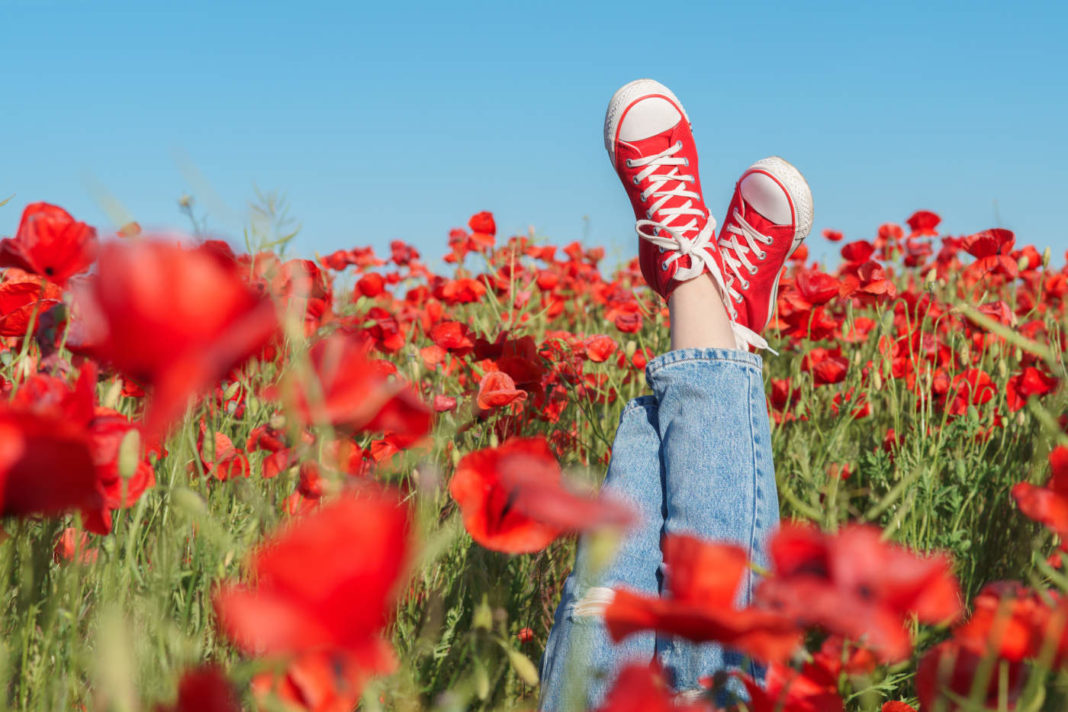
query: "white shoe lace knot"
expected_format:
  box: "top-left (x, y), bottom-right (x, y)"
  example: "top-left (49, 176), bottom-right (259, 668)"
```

top-left (627, 142), bottom-right (732, 312)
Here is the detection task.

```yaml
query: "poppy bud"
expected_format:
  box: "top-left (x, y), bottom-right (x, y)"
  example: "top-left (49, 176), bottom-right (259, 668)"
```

top-left (625, 340), bottom-right (636, 358)
top-left (873, 370), bottom-right (883, 391)
top-left (451, 447), bottom-right (462, 467)
top-left (1018, 255), bottom-right (1029, 271)
top-left (103, 378), bottom-right (123, 409)
top-left (924, 269), bottom-right (937, 287)
top-left (1014, 347), bottom-right (1022, 361)
top-left (1043, 246), bottom-right (1052, 269)
top-left (473, 595), bottom-right (493, 630)
top-left (489, 432), bottom-right (499, 448)
top-left (223, 381), bottom-right (240, 401)
top-left (118, 429), bottom-right (141, 480)
top-left (997, 359), bottom-right (1008, 379)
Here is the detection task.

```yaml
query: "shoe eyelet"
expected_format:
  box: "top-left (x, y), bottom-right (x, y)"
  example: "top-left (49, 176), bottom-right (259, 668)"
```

top-left (658, 246), bottom-right (666, 254)
top-left (661, 262), bottom-right (669, 271)
top-left (675, 141), bottom-right (682, 149)
top-left (625, 159), bottom-right (634, 168)
top-left (742, 280), bottom-right (750, 289)
top-left (633, 177), bottom-right (640, 185)
top-left (749, 266), bottom-right (758, 275)
top-left (646, 210), bottom-right (653, 219)
top-left (757, 250), bottom-right (767, 260)
top-left (683, 158), bottom-right (689, 166)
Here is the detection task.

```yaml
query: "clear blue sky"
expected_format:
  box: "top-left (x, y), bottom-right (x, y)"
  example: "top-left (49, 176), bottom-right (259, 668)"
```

top-left (3, 0), bottom-right (1067, 267)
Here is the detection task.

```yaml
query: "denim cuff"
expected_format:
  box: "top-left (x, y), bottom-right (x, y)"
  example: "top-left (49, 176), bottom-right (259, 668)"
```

top-left (645, 347), bottom-right (763, 381)
top-left (621, 394), bottom-right (658, 416)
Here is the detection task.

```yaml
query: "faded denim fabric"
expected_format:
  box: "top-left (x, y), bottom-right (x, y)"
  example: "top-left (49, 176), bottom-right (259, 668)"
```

top-left (539, 348), bottom-right (780, 711)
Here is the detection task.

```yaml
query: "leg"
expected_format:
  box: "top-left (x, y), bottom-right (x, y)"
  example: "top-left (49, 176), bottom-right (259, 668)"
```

top-left (539, 396), bottom-right (665, 711)
top-left (647, 344), bottom-right (779, 699)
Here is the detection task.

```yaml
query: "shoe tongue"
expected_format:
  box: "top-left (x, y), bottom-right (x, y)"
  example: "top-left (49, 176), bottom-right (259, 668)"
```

top-left (620, 125), bottom-right (678, 160)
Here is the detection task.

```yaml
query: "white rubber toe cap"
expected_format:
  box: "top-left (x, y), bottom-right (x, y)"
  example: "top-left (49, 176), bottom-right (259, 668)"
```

top-left (617, 97), bottom-right (683, 142)
top-left (740, 172), bottom-right (794, 226)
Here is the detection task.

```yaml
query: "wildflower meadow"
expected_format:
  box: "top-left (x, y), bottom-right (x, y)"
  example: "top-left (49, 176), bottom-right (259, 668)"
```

top-left (0, 199), bottom-right (1066, 712)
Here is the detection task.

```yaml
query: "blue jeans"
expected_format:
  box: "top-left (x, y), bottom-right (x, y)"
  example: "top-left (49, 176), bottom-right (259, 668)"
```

top-left (539, 348), bottom-right (780, 711)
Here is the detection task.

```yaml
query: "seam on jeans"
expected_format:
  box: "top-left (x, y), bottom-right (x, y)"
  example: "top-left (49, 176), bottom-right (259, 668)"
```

top-left (745, 369), bottom-right (758, 606)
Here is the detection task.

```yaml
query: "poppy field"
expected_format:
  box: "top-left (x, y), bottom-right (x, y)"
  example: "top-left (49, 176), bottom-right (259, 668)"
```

top-left (1, 200), bottom-right (1067, 712)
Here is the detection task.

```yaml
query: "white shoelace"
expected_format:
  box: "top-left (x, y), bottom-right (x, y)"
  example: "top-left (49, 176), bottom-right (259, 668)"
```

top-left (627, 142), bottom-right (732, 306)
top-left (719, 207), bottom-right (776, 353)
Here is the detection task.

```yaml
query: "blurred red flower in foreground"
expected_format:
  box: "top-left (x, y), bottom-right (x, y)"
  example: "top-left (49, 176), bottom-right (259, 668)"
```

top-left (756, 523), bottom-right (962, 662)
top-left (214, 489), bottom-right (411, 699)
top-left (70, 241), bottom-right (279, 437)
top-left (593, 663), bottom-right (710, 712)
top-left (154, 666), bottom-right (240, 712)
top-left (735, 655), bottom-right (845, 712)
top-left (288, 333), bottom-right (431, 442)
top-left (0, 202), bottom-right (97, 285)
top-left (1012, 446), bottom-right (1068, 539)
top-left (916, 640), bottom-right (1027, 712)
top-left (252, 651), bottom-right (369, 712)
top-left (604, 534), bottom-right (802, 663)
top-left (0, 406), bottom-right (101, 518)
top-left (449, 436), bottom-right (635, 553)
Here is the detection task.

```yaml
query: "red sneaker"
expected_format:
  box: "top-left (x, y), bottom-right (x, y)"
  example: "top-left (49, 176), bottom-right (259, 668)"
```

top-left (717, 157), bottom-right (814, 350)
top-left (604, 79), bottom-right (731, 303)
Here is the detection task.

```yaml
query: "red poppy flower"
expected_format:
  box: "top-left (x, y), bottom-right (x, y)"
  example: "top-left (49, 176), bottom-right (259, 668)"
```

top-left (962, 229), bottom-right (1018, 280)
top-left (906, 210), bottom-right (941, 237)
top-left (951, 581), bottom-right (1053, 663)
top-left (947, 368), bottom-right (996, 416)
top-left (1012, 446), bottom-right (1068, 539)
top-left (794, 270), bottom-right (840, 306)
top-left (585, 335), bottom-right (618, 363)
top-left (756, 523), bottom-right (962, 662)
top-left (355, 272), bottom-right (385, 298)
top-left (734, 658), bottom-right (845, 712)
top-left (592, 663), bottom-right (709, 712)
top-left (289, 333), bottom-right (431, 442)
top-left (448, 436), bottom-right (635, 554)
top-left (83, 408), bottom-right (157, 534)
top-left (251, 652), bottom-right (365, 712)
top-left (0, 203), bottom-right (98, 285)
top-left (822, 229), bottom-right (844, 242)
top-left (477, 370), bottom-right (527, 410)
top-left (70, 240), bottom-right (279, 437)
top-left (53, 527), bottom-right (99, 565)
top-left (1006, 366), bottom-right (1058, 412)
top-left (430, 320), bottom-right (474, 353)
top-left (881, 703), bottom-right (917, 712)
top-left (916, 640), bottom-right (1026, 712)
top-left (154, 666), bottom-right (240, 712)
top-left (0, 269), bottom-right (65, 337)
top-left (801, 348), bottom-right (849, 386)
top-left (603, 534), bottom-right (802, 663)
top-left (214, 489), bottom-right (411, 697)
top-left (0, 406), bottom-right (101, 518)
top-left (840, 240), bottom-right (875, 265)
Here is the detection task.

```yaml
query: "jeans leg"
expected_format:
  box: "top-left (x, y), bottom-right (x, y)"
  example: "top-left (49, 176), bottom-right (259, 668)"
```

top-left (645, 347), bottom-right (780, 699)
top-left (539, 396), bottom-right (665, 712)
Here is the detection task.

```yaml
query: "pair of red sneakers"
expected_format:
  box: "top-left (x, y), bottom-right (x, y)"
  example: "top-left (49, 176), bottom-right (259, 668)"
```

top-left (605, 79), bottom-right (813, 352)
